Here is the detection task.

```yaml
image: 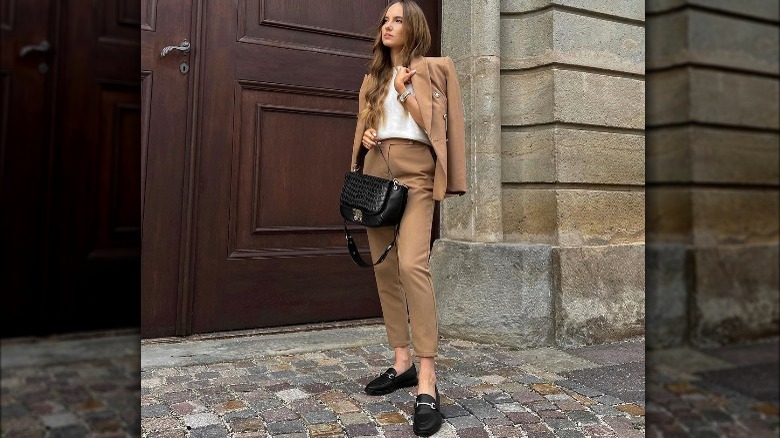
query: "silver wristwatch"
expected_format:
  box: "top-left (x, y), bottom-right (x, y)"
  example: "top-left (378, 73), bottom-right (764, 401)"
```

top-left (397, 90), bottom-right (413, 103)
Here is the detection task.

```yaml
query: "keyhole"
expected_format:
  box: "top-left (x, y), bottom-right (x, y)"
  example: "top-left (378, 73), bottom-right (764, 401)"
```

top-left (179, 63), bottom-right (189, 74)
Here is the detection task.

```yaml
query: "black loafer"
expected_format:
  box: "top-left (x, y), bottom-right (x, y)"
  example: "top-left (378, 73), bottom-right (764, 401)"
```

top-left (364, 364), bottom-right (418, 395)
top-left (413, 385), bottom-right (442, 436)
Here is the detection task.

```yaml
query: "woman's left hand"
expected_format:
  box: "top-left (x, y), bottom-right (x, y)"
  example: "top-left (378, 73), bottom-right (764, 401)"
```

top-left (394, 67), bottom-right (416, 94)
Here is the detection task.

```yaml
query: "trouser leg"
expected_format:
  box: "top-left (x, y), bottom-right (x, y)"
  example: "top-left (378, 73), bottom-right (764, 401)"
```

top-left (367, 226), bottom-right (411, 348)
top-left (395, 185), bottom-right (438, 357)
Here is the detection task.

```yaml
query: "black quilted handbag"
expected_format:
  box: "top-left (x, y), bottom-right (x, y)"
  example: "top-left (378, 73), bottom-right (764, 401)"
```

top-left (340, 144), bottom-right (408, 267)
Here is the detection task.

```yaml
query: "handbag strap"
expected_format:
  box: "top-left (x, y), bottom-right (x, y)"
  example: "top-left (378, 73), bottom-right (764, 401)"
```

top-left (355, 141), bottom-right (396, 181)
top-left (374, 143), bottom-right (396, 180)
top-left (343, 221), bottom-right (398, 268)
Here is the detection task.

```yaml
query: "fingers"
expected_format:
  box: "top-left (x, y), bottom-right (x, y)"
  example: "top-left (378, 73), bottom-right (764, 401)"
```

top-left (361, 129), bottom-right (380, 149)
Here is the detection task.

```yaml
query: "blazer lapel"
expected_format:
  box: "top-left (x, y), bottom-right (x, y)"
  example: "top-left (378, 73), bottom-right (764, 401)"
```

top-left (410, 55), bottom-right (432, 135)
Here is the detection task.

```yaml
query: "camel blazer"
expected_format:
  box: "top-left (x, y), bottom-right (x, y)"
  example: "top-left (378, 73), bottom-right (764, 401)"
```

top-left (350, 55), bottom-right (466, 201)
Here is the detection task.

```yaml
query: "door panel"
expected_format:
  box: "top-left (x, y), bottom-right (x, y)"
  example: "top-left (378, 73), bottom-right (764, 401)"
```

top-left (141, 0), bottom-right (441, 336)
top-left (1, 0), bottom-right (141, 336)
top-left (0, 0), bottom-right (55, 336)
top-left (190, 0), bottom-right (418, 334)
top-left (51, 0), bottom-right (141, 332)
top-left (140, 0), bottom-right (195, 337)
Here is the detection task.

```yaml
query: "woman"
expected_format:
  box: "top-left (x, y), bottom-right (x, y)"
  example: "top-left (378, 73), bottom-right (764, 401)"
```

top-left (349, 1), bottom-right (466, 435)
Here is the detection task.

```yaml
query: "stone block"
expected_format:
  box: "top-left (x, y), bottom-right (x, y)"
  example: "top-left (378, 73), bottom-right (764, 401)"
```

top-left (430, 239), bottom-right (555, 348)
top-left (691, 188), bottom-right (779, 245)
top-left (501, 69), bottom-right (555, 125)
top-left (688, 129), bottom-right (780, 185)
top-left (645, 244), bottom-right (690, 348)
top-left (646, 0), bottom-right (779, 22)
top-left (502, 129), bottom-right (557, 183)
top-left (647, 9), bottom-right (779, 75)
top-left (502, 0), bottom-right (646, 22)
top-left (502, 188), bottom-right (558, 244)
top-left (646, 127), bottom-right (692, 183)
top-left (502, 69), bottom-right (645, 129)
top-left (646, 69), bottom-right (690, 127)
top-left (648, 68), bottom-right (780, 129)
top-left (690, 243), bottom-right (780, 347)
top-left (442, 0), bottom-right (474, 61)
top-left (553, 70), bottom-right (645, 129)
top-left (648, 126), bottom-right (780, 184)
top-left (502, 10), bottom-right (644, 74)
top-left (554, 244), bottom-right (645, 347)
top-left (503, 188), bottom-right (645, 245)
top-left (646, 187), bottom-right (693, 244)
top-left (499, 128), bottom-right (644, 187)
top-left (556, 189), bottom-right (645, 246)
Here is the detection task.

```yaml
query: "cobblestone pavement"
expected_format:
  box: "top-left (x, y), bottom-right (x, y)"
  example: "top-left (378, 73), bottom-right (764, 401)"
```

top-left (139, 336), bottom-right (645, 437)
top-left (1, 331), bottom-right (141, 437)
top-left (2, 325), bottom-right (777, 437)
top-left (645, 337), bottom-right (779, 438)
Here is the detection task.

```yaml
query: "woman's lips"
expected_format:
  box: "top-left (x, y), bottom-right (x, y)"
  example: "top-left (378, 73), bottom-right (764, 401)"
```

top-left (384, 34), bottom-right (392, 38)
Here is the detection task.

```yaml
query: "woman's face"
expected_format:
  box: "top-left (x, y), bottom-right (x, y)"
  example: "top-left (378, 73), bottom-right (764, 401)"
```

top-left (381, 2), bottom-right (405, 50)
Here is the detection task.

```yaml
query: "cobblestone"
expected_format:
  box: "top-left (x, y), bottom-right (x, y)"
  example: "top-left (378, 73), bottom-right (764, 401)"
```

top-left (6, 327), bottom-right (776, 437)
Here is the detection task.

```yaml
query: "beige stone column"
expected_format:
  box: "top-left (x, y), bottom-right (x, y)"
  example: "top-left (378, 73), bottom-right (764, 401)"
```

top-left (646, 0), bottom-right (779, 348)
top-left (440, 0), bottom-right (503, 242)
top-left (432, 0), bottom-right (646, 348)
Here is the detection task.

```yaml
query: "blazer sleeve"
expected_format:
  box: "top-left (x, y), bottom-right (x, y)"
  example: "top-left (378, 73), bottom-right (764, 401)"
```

top-left (445, 57), bottom-right (467, 196)
top-left (350, 74), bottom-right (370, 170)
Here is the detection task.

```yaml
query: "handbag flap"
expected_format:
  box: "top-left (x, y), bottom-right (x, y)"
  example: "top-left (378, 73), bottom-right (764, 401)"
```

top-left (340, 172), bottom-right (394, 215)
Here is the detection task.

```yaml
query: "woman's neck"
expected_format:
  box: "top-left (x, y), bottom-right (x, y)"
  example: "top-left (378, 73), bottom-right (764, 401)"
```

top-left (390, 49), bottom-right (403, 68)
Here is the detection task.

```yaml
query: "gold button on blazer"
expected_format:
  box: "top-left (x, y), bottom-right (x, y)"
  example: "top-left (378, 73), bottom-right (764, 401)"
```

top-left (351, 55), bottom-right (467, 202)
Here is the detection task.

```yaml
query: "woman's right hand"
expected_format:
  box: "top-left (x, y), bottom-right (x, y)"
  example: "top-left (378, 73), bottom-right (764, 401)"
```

top-left (361, 128), bottom-right (380, 149)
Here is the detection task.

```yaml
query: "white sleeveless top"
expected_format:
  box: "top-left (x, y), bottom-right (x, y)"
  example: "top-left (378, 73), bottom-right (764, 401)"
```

top-left (376, 66), bottom-right (431, 145)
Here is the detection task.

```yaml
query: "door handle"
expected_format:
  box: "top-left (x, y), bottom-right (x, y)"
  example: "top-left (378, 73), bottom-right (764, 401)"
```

top-left (161, 40), bottom-right (190, 57)
top-left (19, 40), bottom-right (50, 58)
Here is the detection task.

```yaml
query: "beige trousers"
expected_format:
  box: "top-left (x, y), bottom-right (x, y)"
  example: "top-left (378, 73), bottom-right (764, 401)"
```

top-left (363, 138), bottom-right (438, 358)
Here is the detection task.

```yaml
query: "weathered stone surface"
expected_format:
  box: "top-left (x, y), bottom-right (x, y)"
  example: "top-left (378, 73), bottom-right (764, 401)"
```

top-left (556, 189), bottom-right (645, 246)
top-left (646, 0), bottom-right (780, 21)
top-left (646, 188), bottom-right (693, 244)
top-left (646, 69), bottom-right (689, 127)
top-left (430, 239), bottom-right (555, 348)
top-left (442, 0), bottom-right (502, 240)
top-left (502, 10), bottom-right (644, 73)
top-left (645, 244), bottom-right (690, 348)
top-left (647, 9), bottom-right (779, 74)
top-left (688, 129), bottom-right (779, 185)
top-left (503, 188), bottom-right (645, 245)
top-left (502, 189), bottom-right (558, 244)
top-left (690, 244), bottom-right (780, 347)
top-left (692, 188), bottom-right (779, 245)
top-left (502, 0), bottom-right (646, 22)
top-left (502, 69), bottom-right (644, 128)
top-left (502, 69), bottom-right (555, 125)
top-left (554, 244), bottom-right (646, 347)
top-left (646, 127), bottom-right (691, 183)
top-left (647, 127), bottom-right (779, 184)
top-left (647, 68), bottom-right (780, 129)
top-left (502, 128), bottom-right (645, 185)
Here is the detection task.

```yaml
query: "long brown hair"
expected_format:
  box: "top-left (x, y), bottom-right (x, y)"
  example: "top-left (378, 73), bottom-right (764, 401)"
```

top-left (359, 0), bottom-right (431, 130)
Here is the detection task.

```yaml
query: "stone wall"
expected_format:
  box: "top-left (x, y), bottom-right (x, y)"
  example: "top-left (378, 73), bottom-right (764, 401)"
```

top-left (433, 0), bottom-right (646, 348)
top-left (645, 0), bottom-right (779, 348)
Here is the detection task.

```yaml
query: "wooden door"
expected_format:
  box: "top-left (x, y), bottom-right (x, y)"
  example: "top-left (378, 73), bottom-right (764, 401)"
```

top-left (189, 0), bottom-right (440, 334)
top-left (0, 0), bottom-right (56, 336)
top-left (140, 0), bottom-right (441, 337)
top-left (140, 0), bottom-right (197, 337)
top-left (1, 0), bottom-right (141, 336)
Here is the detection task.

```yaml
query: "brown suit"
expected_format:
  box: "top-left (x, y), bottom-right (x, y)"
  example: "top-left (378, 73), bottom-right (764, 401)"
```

top-left (351, 56), bottom-right (466, 201)
top-left (349, 56), bottom-right (466, 358)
